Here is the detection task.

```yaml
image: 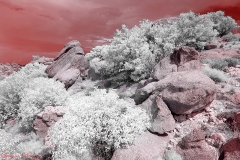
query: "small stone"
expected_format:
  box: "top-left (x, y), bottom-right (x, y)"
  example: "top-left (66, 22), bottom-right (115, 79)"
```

top-left (42, 113), bottom-right (50, 122)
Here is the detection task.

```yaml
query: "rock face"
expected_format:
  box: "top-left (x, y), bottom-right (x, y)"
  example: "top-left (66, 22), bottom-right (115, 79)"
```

top-left (45, 40), bottom-right (89, 88)
top-left (138, 94), bottom-right (175, 134)
top-left (151, 46), bottom-right (201, 81)
top-left (177, 129), bottom-right (218, 160)
top-left (0, 63), bottom-right (21, 79)
top-left (33, 106), bottom-right (67, 139)
top-left (111, 131), bottom-right (172, 160)
top-left (135, 70), bottom-right (216, 114)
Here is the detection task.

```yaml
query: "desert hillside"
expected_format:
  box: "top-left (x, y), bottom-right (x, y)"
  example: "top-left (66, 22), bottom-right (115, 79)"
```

top-left (1, 11), bottom-right (240, 160)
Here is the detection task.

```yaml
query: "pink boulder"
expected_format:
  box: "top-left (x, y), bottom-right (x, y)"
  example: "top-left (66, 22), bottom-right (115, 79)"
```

top-left (135, 70), bottom-right (216, 114)
top-left (111, 131), bottom-right (172, 160)
top-left (220, 135), bottom-right (240, 160)
top-left (45, 40), bottom-right (89, 87)
top-left (33, 106), bottom-right (67, 139)
top-left (138, 94), bottom-right (175, 134)
top-left (177, 129), bottom-right (218, 160)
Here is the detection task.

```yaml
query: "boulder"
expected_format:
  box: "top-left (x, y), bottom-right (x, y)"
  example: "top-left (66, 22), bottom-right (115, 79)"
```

top-left (220, 135), bottom-right (240, 160)
top-left (170, 46), bottom-right (199, 66)
top-left (151, 46), bottom-right (201, 81)
top-left (45, 40), bottom-right (89, 87)
top-left (111, 131), bottom-right (172, 160)
top-left (151, 56), bottom-right (178, 81)
top-left (135, 70), bottom-right (216, 114)
top-left (177, 129), bottom-right (218, 160)
top-left (54, 67), bottom-right (80, 88)
top-left (33, 106), bottom-right (67, 139)
top-left (138, 94), bottom-right (175, 134)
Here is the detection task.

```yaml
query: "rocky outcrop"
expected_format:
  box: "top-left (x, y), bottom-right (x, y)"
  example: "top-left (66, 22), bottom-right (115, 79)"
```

top-left (0, 63), bottom-right (21, 79)
top-left (111, 131), bottom-right (172, 160)
top-left (33, 106), bottom-right (67, 139)
top-left (135, 70), bottom-right (216, 114)
top-left (177, 129), bottom-right (218, 160)
top-left (45, 40), bottom-right (89, 88)
top-left (138, 94), bottom-right (175, 134)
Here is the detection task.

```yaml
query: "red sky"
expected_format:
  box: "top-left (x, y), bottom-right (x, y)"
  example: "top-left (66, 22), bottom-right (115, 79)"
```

top-left (0, 0), bottom-right (240, 65)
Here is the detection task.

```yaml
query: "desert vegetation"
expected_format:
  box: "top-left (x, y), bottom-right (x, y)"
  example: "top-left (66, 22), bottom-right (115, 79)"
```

top-left (86, 11), bottom-right (238, 83)
top-left (0, 10), bottom-right (240, 160)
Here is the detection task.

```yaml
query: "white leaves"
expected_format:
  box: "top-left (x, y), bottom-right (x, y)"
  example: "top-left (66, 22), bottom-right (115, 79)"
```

top-left (50, 89), bottom-right (150, 159)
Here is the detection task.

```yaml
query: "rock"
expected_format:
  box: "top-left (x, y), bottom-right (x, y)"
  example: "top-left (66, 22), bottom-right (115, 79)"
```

top-left (206, 132), bottom-right (226, 148)
top-left (151, 56), bottom-right (178, 80)
top-left (170, 46), bottom-right (199, 66)
top-left (177, 129), bottom-right (218, 160)
top-left (33, 118), bottom-right (49, 139)
top-left (220, 135), bottom-right (240, 160)
top-left (138, 95), bottom-right (175, 134)
top-left (135, 70), bottom-right (216, 114)
top-left (0, 63), bottom-right (21, 79)
top-left (45, 40), bottom-right (89, 87)
top-left (205, 43), bottom-right (218, 50)
top-left (151, 46), bottom-right (201, 81)
top-left (231, 92), bottom-right (240, 104)
top-left (33, 106), bottom-right (67, 139)
top-left (54, 67), bottom-right (80, 88)
top-left (111, 131), bottom-right (172, 160)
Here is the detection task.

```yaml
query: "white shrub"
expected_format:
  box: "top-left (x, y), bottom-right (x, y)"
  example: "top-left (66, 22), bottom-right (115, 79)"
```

top-left (18, 77), bottom-right (69, 131)
top-left (0, 63), bottom-right (47, 128)
top-left (49, 89), bottom-right (150, 160)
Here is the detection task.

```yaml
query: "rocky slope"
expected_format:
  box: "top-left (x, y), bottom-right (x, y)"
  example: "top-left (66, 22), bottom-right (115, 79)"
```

top-left (2, 36), bottom-right (240, 160)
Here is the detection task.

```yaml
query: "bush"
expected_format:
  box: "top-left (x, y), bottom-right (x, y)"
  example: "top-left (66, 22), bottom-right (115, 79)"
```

top-left (0, 129), bottom-right (47, 159)
top-left (0, 63), bottom-right (47, 128)
top-left (207, 11), bottom-right (239, 37)
top-left (49, 89), bottom-right (150, 160)
top-left (17, 77), bottom-right (69, 131)
top-left (202, 59), bottom-right (228, 70)
top-left (222, 33), bottom-right (240, 42)
top-left (164, 150), bottom-right (183, 160)
top-left (87, 11), bottom-right (219, 82)
top-left (87, 22), bottom-right (158, 82)
top-left (204, 66), bottom-right (228, 82)
top-left (173, 11), bottom-right (218, 50)
top-left (202, 58), bottom-right (240, 70)
top-left (224, 57), bottom-right (240, 67)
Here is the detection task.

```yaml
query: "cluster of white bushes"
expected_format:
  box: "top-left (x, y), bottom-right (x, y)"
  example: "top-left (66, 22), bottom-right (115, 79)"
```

top-left (0, 10), bottom-right (239, 160)
top-left (86, 11), bottom-right (238, 82)
top-left (0, 63), bottom-right (150, 160)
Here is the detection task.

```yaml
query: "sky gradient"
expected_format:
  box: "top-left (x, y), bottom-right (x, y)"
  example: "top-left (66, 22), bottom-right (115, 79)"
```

top-left (0, 0), bottom-right (240, 65)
